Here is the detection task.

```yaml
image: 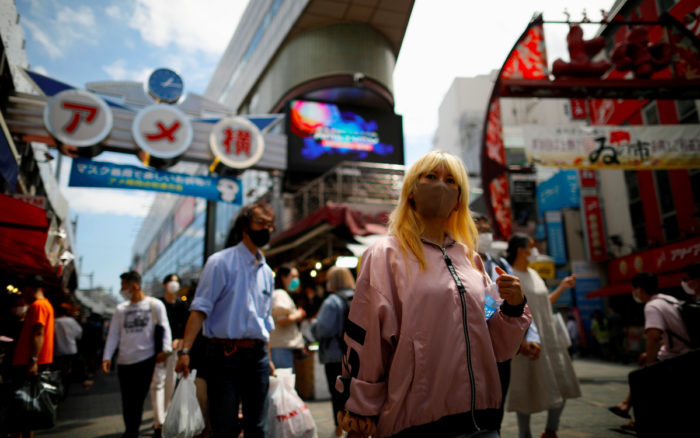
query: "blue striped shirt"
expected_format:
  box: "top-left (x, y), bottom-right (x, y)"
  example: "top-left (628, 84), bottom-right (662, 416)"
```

top-left (190, 242), bottom-right (275, 341)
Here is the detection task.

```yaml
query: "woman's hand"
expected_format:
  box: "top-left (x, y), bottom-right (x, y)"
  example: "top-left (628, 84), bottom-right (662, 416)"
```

top-left (337, 410), bottom-right (377, 437)
top-left (495, 266), bottom-right (524, 306)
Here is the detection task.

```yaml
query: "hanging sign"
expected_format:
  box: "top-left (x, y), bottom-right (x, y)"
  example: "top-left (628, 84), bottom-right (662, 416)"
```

top-left (523, 124), bottom-right (700, 169)
top-left (43, 89), bottom-right (113, 147)
top-left (132, 104), bottom-right (193, 159)
top-left (68, 158), bottom-right (242, 204)
top-left (209, 116), bottom-right (264, 169)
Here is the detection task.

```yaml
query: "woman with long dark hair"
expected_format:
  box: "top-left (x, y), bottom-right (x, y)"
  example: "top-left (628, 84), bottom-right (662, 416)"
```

top-left (504, 234), bottom-right (580, 438)
top-left (269, 264), bottom-right (306, 371)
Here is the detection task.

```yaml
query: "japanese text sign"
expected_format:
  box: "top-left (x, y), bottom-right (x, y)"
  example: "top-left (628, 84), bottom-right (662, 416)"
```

top-left (132, 104), bottom-right (193, 159)
top-left (43, 89), bottom-right (113, 147)
top-left (209, 116), bottom-right (264, 169)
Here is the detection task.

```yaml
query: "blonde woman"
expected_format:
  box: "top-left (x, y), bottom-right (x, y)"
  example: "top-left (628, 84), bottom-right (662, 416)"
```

top-left (336, 151), bottom-right (532, 437)
top-left (312, 266), bottom-right (357, 436)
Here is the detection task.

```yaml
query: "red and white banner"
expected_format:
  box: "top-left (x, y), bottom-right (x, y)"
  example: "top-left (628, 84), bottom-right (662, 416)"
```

top-left (581, 195), bottom-right (607, 262)
top-left (608, 236), bottom-right (700, 283)
top-left (522, 124), bottom-right (700, 169)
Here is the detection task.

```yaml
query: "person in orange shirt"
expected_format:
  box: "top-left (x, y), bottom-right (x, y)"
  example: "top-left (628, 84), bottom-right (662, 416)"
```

top-left (12, 274), bottom-right (54, 438)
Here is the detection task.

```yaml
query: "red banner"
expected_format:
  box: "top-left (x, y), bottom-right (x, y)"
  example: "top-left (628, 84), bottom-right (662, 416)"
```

top-left (570, 99), bottom-right (588, 120)
top-left (608, 236), bottom-right (700, 283)
top-left (502, 22), bottom-right (549, 80)
top-left (582, 195), bottom-right (607, 261)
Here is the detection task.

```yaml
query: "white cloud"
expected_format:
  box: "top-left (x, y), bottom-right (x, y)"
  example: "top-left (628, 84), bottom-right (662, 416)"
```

top-left (22, 18), bottom-right (62, 59)
top-left (31, 65), bottom-right (49, 76)
top-left (105, 5), bottom-right (122, 19)
top-left (128, 0), bottom-right (247, 56)
top-left (65, 187), bottom-right (155, 217)
top-left (102, 59), bottom-right (152, 82)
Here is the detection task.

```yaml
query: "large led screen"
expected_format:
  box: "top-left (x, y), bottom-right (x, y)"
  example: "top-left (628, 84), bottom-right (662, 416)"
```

top-left (286, 99), bottom-right (404, 173)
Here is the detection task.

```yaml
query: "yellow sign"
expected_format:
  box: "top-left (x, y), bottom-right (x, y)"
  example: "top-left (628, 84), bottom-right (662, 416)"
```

top-left (530, 260), bottom-right (555, 279)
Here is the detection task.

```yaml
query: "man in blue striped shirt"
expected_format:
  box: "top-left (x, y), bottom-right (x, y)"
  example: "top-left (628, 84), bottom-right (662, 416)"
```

top-left (176, 201), bottom-right (276, 438)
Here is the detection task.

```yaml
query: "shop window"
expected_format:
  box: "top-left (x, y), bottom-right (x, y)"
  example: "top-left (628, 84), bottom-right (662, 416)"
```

top-left (654, 170), bottom-right (680, 242)
top-left (625, 170), bottom-right (647, 249)
top-left (677, 100), bottom-right (699, 124)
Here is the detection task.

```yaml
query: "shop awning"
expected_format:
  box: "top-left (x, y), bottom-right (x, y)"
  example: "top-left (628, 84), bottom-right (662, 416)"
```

top-left (585, 272), bottom-right (686, 299)
top-left (266, 203), bottom-right (388, 258)
top-left (0, 193), bottom-right (56, 280)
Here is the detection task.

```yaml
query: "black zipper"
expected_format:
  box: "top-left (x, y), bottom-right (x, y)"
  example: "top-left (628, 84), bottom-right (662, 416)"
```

top-left (422, 238), bottom-right (481, 432)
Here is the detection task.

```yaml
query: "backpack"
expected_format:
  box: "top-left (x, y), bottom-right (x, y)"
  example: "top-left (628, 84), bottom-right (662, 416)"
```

top-left (656, 297), bottom-right (700, 349)
top-left (336, 291), bottom-right (353, 350)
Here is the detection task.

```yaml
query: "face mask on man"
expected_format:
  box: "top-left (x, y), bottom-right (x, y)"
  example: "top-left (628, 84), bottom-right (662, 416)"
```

top-left (478, 232), bottom-right (493, 253)
top-left (412, 181), bottom-right (458, 219)
top-left (246, 228), bottom-right (271, 248)
top-left (120, 288), bottom-right (131, 301)
top-left (166, 281), bottom-right (180, 294)
top-left (527, 247), bottom-right (540, 264)
top-left (632, 288), bottom-right (644, 304)
top-left (681, 280), bottom-right (696, 296)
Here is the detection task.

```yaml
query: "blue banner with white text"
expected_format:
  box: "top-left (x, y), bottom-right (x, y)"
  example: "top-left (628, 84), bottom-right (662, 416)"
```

top-left (69, 158), bottom-right (242, 205)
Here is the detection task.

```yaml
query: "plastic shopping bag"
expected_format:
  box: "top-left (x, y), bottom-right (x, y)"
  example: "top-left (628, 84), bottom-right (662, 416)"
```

top-left (163, 370), bottom-right (205, 438)
top-left (268, 373), bottom-right (316, 438)
top-left (9, 372), bottom-right (60, 431)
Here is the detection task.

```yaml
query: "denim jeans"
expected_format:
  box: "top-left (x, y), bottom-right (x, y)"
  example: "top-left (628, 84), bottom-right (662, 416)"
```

top-left (206, 343), bottom-right (270, 438)
top-left (270, 347), bottom-right (295, 371)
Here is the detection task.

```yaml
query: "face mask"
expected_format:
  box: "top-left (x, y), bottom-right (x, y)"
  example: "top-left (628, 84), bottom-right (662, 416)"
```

top-left (632, 288), bottom-right (644, 304)
top-left (682, 280), bottom-right (695, 296)
top-left (120, 288), bottom-right (131, 301)
top-left (166, 281), bottom-right (180, 294)
top-left (527, 247), bottom-right (540, 264)
top-left (12, 306), bottom-right (27, 317)
top-left (246, 228), bottom-right (270, 248)
top-left (288, 278), bottom-right (300, 292)
top-left (478, 232), bottom-right (493, 253)
top-left (412, 181), bottom-right (458, 219)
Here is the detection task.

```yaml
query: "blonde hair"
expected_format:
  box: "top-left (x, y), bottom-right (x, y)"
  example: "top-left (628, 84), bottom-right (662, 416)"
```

top-left (326, 266), bottom-right (356, 292)
top-left (388, 150), bottom-right (478, 271)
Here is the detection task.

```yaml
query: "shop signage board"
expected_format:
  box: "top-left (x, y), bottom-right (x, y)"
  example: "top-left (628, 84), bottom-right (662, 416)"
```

top-left (536, 170), bottom-right (580, 217)
top-left (608, 236), bottom-right (700, 283)
top-left (209, 117), bottom-right (264, 169)
top-left (545, 210), bottom-right (567, 265)
top-left (522, 124), bottom-right (700, 169)
top-left (132, 104), bottom-right (193, 159)
top-left (43, 89), bottom-right (113, 147)
top-left (68, 158), bottom-right (242, 205)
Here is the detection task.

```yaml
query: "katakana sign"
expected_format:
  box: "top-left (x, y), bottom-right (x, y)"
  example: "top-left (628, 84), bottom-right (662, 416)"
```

top-left (68, 158), bottom-right (242, 204)
top-left (43, 89), bottom-right (113, 147)
top-left (132, 104), bottom-right (193, 159)
top-left (209, 116), bottom-right (264, 169)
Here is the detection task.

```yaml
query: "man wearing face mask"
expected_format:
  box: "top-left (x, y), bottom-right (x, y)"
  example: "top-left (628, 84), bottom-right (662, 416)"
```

top-left (102, 271), bottom-right (172, 438)
top-left (176, 201), bottom-right (276, 438)
top-left (149, 273), bottom-right (189, 437)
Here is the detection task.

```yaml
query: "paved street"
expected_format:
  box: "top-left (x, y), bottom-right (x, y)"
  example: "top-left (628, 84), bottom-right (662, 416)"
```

top-left (36, 358), bottom-right (637, 438)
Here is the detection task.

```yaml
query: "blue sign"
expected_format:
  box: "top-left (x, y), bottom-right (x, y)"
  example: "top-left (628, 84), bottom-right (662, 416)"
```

top-left (537, 170), bottom-right (580, 217)
top-left (545, 211), bottom-right (567, 265)
top-left (69, 158), bottom-right (242, 205)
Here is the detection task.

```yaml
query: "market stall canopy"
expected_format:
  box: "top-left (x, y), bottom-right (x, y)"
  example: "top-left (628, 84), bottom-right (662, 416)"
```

top-left (0, 193), bottom-right (57, 281)
top-left (585, 271), bottom-right (686, 298)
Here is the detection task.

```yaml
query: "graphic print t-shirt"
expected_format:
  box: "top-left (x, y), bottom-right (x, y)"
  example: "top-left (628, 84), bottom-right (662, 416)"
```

top-left (103, 298), bottom-right (170, 365)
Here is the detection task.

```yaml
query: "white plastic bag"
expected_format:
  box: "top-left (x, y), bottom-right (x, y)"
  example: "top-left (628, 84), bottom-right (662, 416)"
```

top-left (268, 373), bottom-right (316, 438)
top-left (163, 370), bottom-right (205, 438)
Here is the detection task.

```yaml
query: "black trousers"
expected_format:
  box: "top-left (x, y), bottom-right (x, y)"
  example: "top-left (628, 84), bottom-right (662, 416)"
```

top-left (324, 362), bottom-right (344, 425)
top-left (117, 356), bottom-right (156, 438)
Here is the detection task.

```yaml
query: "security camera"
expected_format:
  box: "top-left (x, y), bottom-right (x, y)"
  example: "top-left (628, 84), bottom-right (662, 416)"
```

top-left (353, 72), bottom-right (366, 86)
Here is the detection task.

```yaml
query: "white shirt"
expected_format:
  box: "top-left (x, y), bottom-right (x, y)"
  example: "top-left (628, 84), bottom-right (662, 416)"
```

top-left (103, 297), bottom-right (172, 365)
top-left (54, 315), bottom-right (83, 356)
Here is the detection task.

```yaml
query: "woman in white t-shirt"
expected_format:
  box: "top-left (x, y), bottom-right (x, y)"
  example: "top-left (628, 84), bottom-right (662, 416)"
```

top-left (269, 264), bottom-right (306, 371)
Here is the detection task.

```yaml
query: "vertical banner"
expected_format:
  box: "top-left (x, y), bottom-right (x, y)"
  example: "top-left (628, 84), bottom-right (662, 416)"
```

top-left (579, 169), bottom-right (608, 262)
top-left (545, 210), bottom-right (567, 265)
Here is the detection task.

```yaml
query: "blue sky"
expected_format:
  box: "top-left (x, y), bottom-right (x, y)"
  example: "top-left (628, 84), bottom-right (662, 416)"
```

top-left (16, 0), bottom-right (613, 295)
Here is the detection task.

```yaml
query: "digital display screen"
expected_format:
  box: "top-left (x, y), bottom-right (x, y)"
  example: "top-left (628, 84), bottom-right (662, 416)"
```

top-left (286, 99), bottom-right (404, 174)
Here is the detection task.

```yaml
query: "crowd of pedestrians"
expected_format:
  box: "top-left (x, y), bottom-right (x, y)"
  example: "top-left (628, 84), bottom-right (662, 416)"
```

top-left (2, 151), bottom-right (699, 438)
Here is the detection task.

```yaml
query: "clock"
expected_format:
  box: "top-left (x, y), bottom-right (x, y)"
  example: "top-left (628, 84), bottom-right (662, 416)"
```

top-left (147, 68), bottom-right (184, 104)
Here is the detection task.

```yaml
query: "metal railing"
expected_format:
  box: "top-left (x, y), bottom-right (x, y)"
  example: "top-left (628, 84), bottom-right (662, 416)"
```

top-left (282, 161), bottom-right (405, 228)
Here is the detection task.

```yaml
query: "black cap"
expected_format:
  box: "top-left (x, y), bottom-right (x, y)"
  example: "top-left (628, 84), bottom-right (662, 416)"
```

top-left (683, 263), bottom-right (700, 280)
top-left (23, 275), bottom-right (44, 288)
top-left (120, 270), bottom-right (142, 286)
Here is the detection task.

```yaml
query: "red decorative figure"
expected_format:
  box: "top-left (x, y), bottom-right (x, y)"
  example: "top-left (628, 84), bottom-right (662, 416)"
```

top-left (552, 25), bottom-right (611, 78)
top-left (611, 27), bottom-right (672, 79)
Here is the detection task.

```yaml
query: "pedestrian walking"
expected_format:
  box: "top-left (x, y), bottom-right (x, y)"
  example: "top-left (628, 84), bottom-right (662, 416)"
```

top-left (53, 304), bottom-right (83, 397)
top-left (269, 263), bottom-right (306, 371)
top-left (336, 151), bottom-right (532, 437)
top-left (681, 262), bottom-right (700, 301)
top-left (505, 234), bottom-right (581, 438)
top-left (175, 201), bottom-right (276, 438)
top-left (102, 271), bottom-right (172, 438)
top-left (11, 274), bottom-right (55, 438)
top-left (150, 273), bottom-right (189, 438)
top-left (311, 266), bottom-right (356, 437)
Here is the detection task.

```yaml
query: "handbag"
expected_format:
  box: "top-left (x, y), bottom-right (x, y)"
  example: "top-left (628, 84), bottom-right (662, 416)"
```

top-left (8, 371), bottom-right (62, 431)
top-left (150, 298), bottom-right (165, 354)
